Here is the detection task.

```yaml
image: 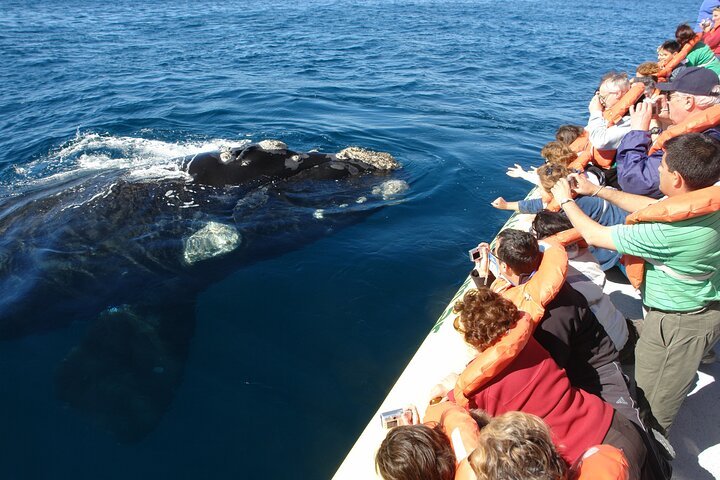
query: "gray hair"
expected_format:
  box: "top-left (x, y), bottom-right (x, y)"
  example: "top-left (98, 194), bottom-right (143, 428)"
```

top-left (600, 72), bottom-right (631, 94)
top-left (676, 86), bottom-right (720, 107)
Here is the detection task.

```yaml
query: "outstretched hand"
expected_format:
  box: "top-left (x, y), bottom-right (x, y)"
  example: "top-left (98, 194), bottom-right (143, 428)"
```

top-left (506, 164), bottom-right (528, 178)
top-left (429, 372), bottom-right (459, 401)
top-left (491, 197), bottom-right (508, 209)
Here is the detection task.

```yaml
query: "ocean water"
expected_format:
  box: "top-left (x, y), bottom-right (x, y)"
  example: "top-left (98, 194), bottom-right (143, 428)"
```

top-left (0, 0), bottom-right (699, 478)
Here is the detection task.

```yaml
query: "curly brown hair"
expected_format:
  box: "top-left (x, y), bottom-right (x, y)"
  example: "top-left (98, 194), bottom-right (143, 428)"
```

top-left (537, 162), bottom-right (570, 192)
top-left (636, 61), bottom-right (660, 77)
top-left (540, 141), bottom-right (577, 166)
top-left (452, 287), bottom-right (519, 351)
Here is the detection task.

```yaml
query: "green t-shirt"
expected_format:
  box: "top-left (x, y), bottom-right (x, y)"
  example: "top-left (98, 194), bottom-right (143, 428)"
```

top-left (610, 212), bottom-right (720, 311)
top-left (687, 43), bottom-right (720, 76)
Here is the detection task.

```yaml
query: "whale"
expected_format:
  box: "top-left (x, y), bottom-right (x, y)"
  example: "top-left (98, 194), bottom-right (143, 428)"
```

top-left (0, 139), bottom-right (407, 442)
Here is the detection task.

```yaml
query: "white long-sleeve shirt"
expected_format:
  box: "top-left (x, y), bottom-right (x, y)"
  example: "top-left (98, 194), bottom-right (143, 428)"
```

top-left (585, 112), bottom-right (632, 150)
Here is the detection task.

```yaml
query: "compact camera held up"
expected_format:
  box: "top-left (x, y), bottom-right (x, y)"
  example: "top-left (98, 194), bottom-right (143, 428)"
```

top-left (379, 406), bottom-right (418, 429)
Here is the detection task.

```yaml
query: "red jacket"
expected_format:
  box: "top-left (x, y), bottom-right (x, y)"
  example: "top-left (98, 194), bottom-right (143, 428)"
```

top-left (451, 337), bottom-right (613, 465)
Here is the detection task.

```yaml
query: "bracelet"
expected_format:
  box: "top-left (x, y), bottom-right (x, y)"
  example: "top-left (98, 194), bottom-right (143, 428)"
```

top-left (559, 198), bottom-right (575, 207)
top-left (591, 185), bottom-right (605, 197)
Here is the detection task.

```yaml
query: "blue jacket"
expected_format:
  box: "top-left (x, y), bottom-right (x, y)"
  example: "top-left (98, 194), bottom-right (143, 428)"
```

top-left (616, 127), bottom-right (720, 198)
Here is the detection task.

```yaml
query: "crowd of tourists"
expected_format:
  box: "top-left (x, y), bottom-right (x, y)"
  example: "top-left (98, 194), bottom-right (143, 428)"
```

top-left (373, 11), bottom-right (720, 480)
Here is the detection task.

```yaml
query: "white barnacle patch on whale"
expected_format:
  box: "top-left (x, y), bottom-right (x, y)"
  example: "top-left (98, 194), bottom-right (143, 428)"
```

top-left (284, 154), bottom-right (304, 171)
top-left (183, 221), bottom-right (241, 265)
top-left (219, 149), bottom-right (233, 164)
top-left (313, 209), bottom-right (325, 219)
top-left (372, 179), bottom-right (409, 200)
top-left (336, 147), bottom-right (400, 170)
top-left (257, 140), bottom-right (288, 151)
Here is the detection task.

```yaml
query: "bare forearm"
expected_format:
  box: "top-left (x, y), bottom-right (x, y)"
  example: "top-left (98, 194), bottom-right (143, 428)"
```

top-left (596, 186), bottom-right (654, 213)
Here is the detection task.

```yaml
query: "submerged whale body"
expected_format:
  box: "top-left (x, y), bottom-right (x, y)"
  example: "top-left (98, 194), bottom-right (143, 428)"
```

top-left (0, 139), bottom-right (406, 441)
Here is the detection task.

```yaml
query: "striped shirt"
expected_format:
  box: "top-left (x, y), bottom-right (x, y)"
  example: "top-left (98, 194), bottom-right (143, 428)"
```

top-left (610, 212), bottom-right (720, 311)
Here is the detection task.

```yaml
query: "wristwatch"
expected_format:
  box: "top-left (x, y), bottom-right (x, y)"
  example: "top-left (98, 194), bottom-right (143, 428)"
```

top-left (649, 127), bottom-right (662, 135)
top-left (559, 198), bottom-right (574, 207)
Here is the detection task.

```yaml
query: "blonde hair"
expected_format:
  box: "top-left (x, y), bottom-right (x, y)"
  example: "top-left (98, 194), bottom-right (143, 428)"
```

top-left (469, 411), bottom-right (567, 480)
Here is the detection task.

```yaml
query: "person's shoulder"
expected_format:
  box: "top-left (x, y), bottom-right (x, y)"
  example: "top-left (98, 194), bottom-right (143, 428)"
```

top-left (703, 125), bottom-right (720, 140)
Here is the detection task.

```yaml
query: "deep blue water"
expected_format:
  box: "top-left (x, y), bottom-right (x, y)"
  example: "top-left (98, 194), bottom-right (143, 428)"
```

top-left (0, 0), bottom-right (699, 478)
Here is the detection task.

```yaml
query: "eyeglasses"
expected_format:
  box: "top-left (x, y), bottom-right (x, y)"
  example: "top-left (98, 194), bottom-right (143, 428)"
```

top-left (595, 90), bottom-right (607, 108)
top-left (596, 89), bottom-right (620, 108)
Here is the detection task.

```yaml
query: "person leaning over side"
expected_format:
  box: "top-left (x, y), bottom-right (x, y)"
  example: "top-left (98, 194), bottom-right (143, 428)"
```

top-left (615, 66), bottom-right (720, 198)
top-left (550, 132), bottom-right (720, 437)
top-left (587, 72), bottom-right (633, 151)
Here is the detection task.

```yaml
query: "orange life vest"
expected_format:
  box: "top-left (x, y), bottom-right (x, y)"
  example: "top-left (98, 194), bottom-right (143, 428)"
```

top-left (657, 33), bottom-right (703, 80)
top-left (648, 103), bottom-right (720, 155)
top-left (568, 131), bottom-right (590, 153)
top-left (567, 147), bottom-right (617, 170)
top-left (491, 239), bottom-right (568, 322)
top-left (423, 402), bottom-right (481, 480)
top-left (603, 82), bottom-right (645, 127)
top-left (570, 445), bottom-right (630, 480)
top-left (622, 185), bottom-right (720, 289)
top-left (453, 312), bottom-right (533, 409)
top-left (545, 227), bottom-right (588, 249)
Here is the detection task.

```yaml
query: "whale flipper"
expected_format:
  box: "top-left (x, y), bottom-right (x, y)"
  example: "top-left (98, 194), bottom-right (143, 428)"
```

top-left (55, 302), bottom-right (195, 443)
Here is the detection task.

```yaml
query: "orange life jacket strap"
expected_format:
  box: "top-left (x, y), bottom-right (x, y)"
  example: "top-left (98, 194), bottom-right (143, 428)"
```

top-left (603, 83), bottom-right (645, 127)
top-left (648, 104), bottom-right (720, 155)
top-left (622, 185), bottom-right (720, 289)
top-left (657, 33), bottom-right (703, 80)
top-left (453, 313), bottom-right (533, 408)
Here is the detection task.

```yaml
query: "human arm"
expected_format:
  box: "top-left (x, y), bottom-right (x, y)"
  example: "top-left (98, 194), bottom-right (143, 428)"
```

top-left (585, 112), bottom-right (631, 150)
top-left (398, 405), bottom-right (420, 426)
top-left (551, 179), bottom-right (617, 250)
top-left (614, 105), bottom-right (663, 198)
top-left (429, 372), bottom-right (459, 403)
top-left (569, 173), bottom-right (655, 213)
top-left (491, 197), bottom-right (545, 213)
top-left (506, 164), bottom-right (539, 185)
top-left (490, 197), bottom-right (519, 211)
